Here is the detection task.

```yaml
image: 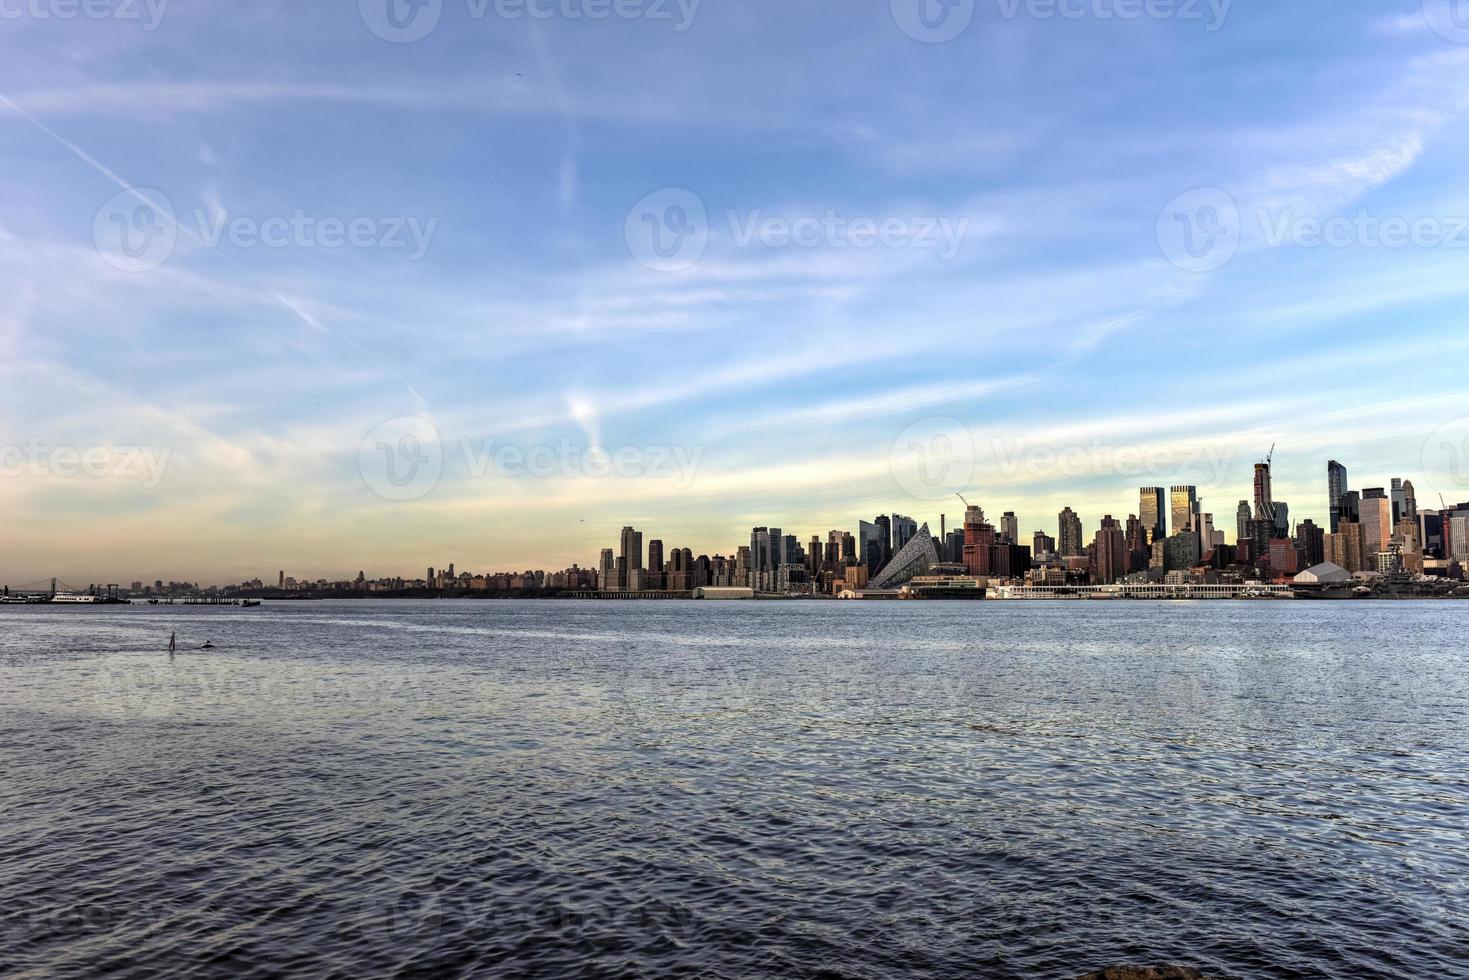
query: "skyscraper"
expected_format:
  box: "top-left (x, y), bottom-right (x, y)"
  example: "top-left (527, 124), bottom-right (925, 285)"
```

top-left (619, 526), bottom-right (644, 589)
top-left (598, 548), bottom-right (616, 591)
top-left (1140, 487), bottom-right (1166, 544)
top-left (1402, 480), bottom-right (1418, 522)
top-left (1000, 512), bottom-right (1019, 545)
top-left (1360, 490), bottom-right (1391, 562)
top-left (1252, 462), bottom-right (1274, 523)
top-left (1093, 515), bottom-right (1126, 584)
top-left (1033, 530), bottom-right (1056, 556)
top-left (1236, 500), bottom-right (1251, 545)
top-left (1328, 460), bottom-right (1348, 533)
top-left (1058, 507), bottom-right (1084, 557)
top-left (1170, 486), bottom-right (1199, 537)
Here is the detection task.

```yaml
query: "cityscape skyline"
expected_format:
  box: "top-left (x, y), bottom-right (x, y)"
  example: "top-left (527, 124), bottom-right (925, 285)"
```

top-left (12, 449), bottom-right (1464, 590)
top-left (6, 2), bottom-right (1469, 583)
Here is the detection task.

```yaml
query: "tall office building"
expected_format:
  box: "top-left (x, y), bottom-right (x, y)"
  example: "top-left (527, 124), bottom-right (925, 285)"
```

top-left (619, 526), bottom-right (644, 589)
top-left (891, 515), bottom-right (918, 552)
top-left (598, 549), bottom-right (615, 591)
top-left (1360, 490), bottom-right (1391, 562)
top-left (1296, 519), bottom-right (1325, 569)
top-left (874, 515), bottom-right (892, 570)
top-left (1000, 512), bottom-right (1019, 545)
top-left (1327, 460), bottom-right (1349, 533)
top-left (1402, 480), bottom-right (1418, 521)
top-left (1058, 507), bottom-right (1084, 557)
top-left (1235, 500), bottom-right (1251, 545)
top-left (1140, 487), bottom-right (1167, 544)
top-left (1170, 486), bottom-right (1199, 537)
top-left (1033, 530), bottom-right (1056, 556)
top-left (1198, 513), bottom-right (1215, 553)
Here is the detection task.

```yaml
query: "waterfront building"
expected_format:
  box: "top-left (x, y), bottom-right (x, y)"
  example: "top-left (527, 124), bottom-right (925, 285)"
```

top-left (870, 523), bottom-right (939, 589)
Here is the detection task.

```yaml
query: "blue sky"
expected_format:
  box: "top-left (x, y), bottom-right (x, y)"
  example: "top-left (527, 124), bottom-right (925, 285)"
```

top-left (4, 0), bottom-right (1469, 583)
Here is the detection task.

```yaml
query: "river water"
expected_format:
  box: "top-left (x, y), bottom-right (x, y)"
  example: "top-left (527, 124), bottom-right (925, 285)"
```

top-left (1, 600), bottom-right (1465, 978)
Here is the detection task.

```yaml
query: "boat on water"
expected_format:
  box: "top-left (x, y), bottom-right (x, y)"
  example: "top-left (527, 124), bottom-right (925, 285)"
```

top-left (241, 599), bottom-right (262, 607)
top-left (50, 593), bottom-right (101, 603)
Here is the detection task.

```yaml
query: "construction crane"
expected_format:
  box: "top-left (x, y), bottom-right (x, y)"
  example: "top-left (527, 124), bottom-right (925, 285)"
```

top-left (1265, 442), bottom-right (1275, 468)
top-left (955, 493), bottom-right (970, 508)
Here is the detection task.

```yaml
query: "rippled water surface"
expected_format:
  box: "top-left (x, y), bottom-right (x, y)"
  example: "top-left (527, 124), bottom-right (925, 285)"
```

top-left (2, 600), bottom-right (1467, 978)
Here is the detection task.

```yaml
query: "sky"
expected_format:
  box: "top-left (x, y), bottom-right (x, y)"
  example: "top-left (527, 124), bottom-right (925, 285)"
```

top-left (3, 0), bottom-right (1469, 585)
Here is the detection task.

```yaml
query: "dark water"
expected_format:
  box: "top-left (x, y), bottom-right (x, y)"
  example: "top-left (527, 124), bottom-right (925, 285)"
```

top-left (1, 600), bottom-right (1466, 979)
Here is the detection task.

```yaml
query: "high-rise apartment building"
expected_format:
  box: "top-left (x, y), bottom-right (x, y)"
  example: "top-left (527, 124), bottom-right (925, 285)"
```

top-left (1252, 463), bottom-right (1274, 523)
top-left (1058, 507), bottom-right (1084, 557)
